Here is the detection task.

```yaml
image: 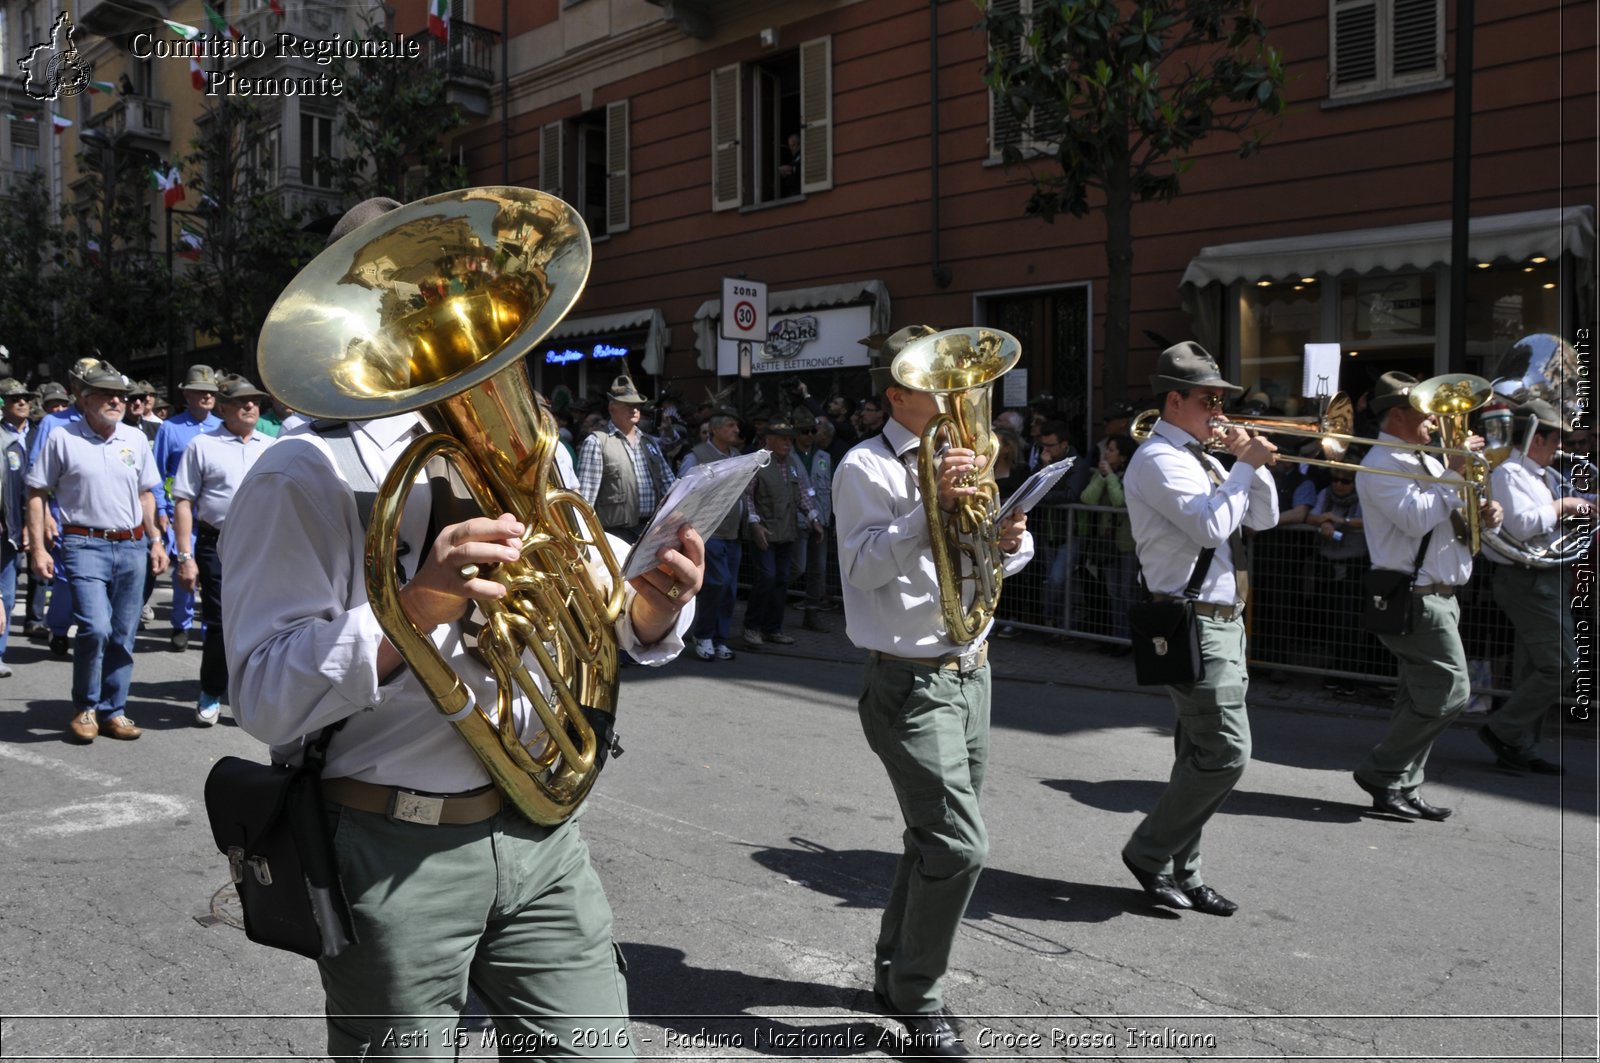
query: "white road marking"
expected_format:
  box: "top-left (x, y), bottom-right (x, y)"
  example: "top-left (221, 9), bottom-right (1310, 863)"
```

top-left (0, 743), bottom-right (122, 787)
top-left (0, 793), bottom-right (188, 839)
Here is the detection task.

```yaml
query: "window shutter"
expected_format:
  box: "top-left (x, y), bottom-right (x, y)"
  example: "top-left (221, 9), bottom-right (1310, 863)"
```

top-left (987, 0), bottom-right (1028, 157)
top-left (798, 36), bottom-right (832, 193)
top-left (1390, 0), bottom-right (1442, 83)
top-left (540, 121), bottom-right (563, 200)
top-left (710, 63), bottom-right (741, 211)
top-left (1330, 0), bottom-right (1379, 94)
top-left (605, 99), bottom-right (630, 234)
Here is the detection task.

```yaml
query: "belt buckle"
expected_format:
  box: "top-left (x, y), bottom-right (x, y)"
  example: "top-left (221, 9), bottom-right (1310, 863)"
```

top-left (957, 646), bottom-right (979, 673)
top-left (389, 789), bottom-right (444, 826)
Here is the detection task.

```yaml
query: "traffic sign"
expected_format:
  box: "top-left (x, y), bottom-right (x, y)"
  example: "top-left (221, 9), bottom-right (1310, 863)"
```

top-left (721, 277), bottom-right (768, 342)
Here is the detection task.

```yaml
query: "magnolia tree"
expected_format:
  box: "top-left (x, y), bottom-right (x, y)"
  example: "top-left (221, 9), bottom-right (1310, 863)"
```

top-left (977, 0), bottom-right (1285, 399)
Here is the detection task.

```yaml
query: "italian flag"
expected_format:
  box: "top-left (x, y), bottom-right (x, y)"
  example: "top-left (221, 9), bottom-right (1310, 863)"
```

top-left (203, 2), bottom-right (243, 41)
top-left (164, 19), bottom-right (201, 40)
top-left (191, 59), bottom-right (207, 92)
top-left (87, 80), bottom-right (117, 95)
top-left (50, 113), bottom-right (72, 133)
top-left (428, 0), bottom-right (449, 41)
top-left (177, 226), bottom-right (204, 261)
top-left (151, 163), bottom-right (185, 209)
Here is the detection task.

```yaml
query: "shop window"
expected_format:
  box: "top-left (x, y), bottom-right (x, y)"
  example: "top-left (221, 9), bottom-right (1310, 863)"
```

top-left (1339, 271), bottom-right (1436, 382)
top-left (710, 36), bottom-right (832, 211)
top-left (1329, 0), bottom-right (1443, 99)
top-left (1463, 257), bottom-right (1564, 378)
top-left (1238, 279), bottom-right (1325, 406)
top-left (541, 100), bottom-right (629, 236)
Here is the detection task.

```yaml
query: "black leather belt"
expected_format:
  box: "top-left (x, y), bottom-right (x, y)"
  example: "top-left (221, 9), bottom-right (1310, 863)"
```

top-left (1411, 583), bottom-right (1458, 597)
top-left (1153, 595), bottom-right (1244, 621)
top-left (321, 777), bottom-right (502, 826)
top-left (61, 524), bottom-right (145, 541)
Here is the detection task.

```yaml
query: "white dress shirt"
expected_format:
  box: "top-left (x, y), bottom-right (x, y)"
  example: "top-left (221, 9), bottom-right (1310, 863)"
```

top-left (1356, 431), bottom-right (1472, 586)
top-left (1123, 420), bottom-right (1278, 605)
top-left (1485, 450), bottom-right (1561, 565)
top-left (222, 414), bottom-right (690, 789)
top-left (172, 426), bottom-right (275, 527)
top-left (833, 417), bottom-right (1034, 656)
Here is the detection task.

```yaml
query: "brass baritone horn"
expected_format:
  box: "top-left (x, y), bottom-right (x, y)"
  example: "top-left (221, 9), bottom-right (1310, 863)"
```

top-left (258, 188), bottom-right (622, 826)
top-left (890, 326), bottom-right (1022, 645)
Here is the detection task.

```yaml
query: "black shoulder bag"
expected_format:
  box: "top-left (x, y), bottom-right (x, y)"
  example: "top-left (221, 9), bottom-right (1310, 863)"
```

top-left (204, 727), bottom-right (356, 959)
top-left (1127, 547), bottom-right (1214, 687)
top-left (1361, 530), bottom-right (1432, 637)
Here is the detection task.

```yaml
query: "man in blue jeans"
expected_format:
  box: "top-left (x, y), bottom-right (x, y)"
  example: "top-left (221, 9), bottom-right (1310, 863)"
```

top-left (26, 364), bottom-right (168, 742)
top-left (742, 419), bottom-right (817, 647)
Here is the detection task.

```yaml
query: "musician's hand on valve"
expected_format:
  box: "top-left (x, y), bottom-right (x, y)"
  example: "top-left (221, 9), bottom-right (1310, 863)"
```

top-left (997, 508), bottom-right (1027, 554)
top-left (1448, 434), bottom-right (1485, 474)
top-left (1557, 496), bottom-right (1594, 519)
top-left (399, 513), bottom-right (525, 631)
top-left (936, 447), bottom-right (982, 513)
top-left (1480, 499), bottom-right (1504, 530)
top-left (628, 525), bottom-right (706, 646)
top-left (1222, 426), bottom-right (1277, 469)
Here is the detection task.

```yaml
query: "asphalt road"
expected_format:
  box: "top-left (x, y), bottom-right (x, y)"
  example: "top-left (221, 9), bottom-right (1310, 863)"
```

top-left (0, 596), bottom-right (1594, 1061)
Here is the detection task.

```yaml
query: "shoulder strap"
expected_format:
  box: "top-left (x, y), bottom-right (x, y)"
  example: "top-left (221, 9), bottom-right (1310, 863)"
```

top-left (311, 421), bottom-right (379, 533)
top-left (1411, 528), bottom-right (1434, 577)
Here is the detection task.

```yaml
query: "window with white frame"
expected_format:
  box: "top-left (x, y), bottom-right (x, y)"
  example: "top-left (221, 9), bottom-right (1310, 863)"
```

top-left (710, 36), bottom-right (832, 211)
top-left (985, 0), bottom-right (1060, 159)
top-left (540, 100), bottom-right (629, 237)
top-left (1329, 0), bottom-right (1444, 98)
top-left (299, 110), bottom-right (336, 189)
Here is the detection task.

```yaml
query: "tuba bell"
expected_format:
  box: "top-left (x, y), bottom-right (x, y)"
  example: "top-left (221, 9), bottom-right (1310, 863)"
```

top-left (1410, 373), bottom-right (1495, 555)
top-left (889, 326), bottom-right (1021, 644)
top-left (257, 187), bottom-right (621, 826)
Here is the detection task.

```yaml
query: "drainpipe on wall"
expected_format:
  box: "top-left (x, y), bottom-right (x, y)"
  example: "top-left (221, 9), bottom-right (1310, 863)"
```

top-left (1446, 0), bottom-right (1474, 374)
top-left (501, 0), bottom-right (512, 184)
top-left (930, 0), bottom-right (952, 289)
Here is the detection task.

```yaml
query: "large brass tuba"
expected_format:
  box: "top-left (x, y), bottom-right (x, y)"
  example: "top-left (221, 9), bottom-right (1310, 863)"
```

top-left (258, 188), bottom-right (621, 826)
top-left (1410, 373), bottom-right (1495, 555)
top-left (889, 326), bottom-right (1021, 644)
top-left (1482, 333), bottom-right (1595, 568)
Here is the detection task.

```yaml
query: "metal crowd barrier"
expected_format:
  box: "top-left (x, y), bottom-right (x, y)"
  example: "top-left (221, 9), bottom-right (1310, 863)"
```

top-left (996, 503), bottom-right (1526, 700)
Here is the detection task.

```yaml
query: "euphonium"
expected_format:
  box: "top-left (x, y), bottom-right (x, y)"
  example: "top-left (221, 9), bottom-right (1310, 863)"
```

top-left (1482, 333), bottom-right (1594, 568)
top-left (890, 326), bottom-right (1021, 644)
top-left (257, 188), bottom-right (621, 826)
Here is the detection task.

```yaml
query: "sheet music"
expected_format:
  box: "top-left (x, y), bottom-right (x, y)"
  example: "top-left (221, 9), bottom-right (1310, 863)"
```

top-left (999, 457), bottom-right (1077, 517)
top-left (623, 449), bottom-right (771, 581)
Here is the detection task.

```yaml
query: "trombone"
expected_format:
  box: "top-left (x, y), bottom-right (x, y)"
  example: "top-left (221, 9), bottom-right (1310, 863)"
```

top-left (1129, 375), bottom-right (1497, 551)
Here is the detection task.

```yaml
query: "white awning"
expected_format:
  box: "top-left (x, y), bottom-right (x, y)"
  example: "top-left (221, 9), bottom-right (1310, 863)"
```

top-left (545, 308), bottom-right (669, 376)
top-left (692, 279), bottom-right (891, 370)
top-left (1179, 205), bottom-right (1595, 290)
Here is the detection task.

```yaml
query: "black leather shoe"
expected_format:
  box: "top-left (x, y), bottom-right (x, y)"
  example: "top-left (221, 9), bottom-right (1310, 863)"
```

top-left (898, 1012), bottom-right (969, 1057)
top-left (170, 629), bottom-right (189, 651)
top-left (49, 634), bottom-right (69, 658)
top-left (875, 990), bottom-right (967, 1037)
top-left (1353, 773), bottom-right (1421, 818)
top-left (1476, 725), bottom-right (1532, 771)
top-left (1183, 884), bottom-right (1238, 916)
top-left (1526, 757), bottom-right (1565, 776)
top-left (1121, 852), bottom-right (1193, 909)
top-left (1403, 790), bottom-right (1453, 820)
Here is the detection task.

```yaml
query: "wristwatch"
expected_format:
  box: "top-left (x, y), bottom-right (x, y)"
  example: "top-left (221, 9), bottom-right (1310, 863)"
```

top-left (173, 551), bottom-right (193, 563)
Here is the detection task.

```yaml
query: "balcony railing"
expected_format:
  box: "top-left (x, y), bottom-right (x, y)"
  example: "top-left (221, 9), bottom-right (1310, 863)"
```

top-left (407, 19), bottom-right (498, 84)
top-left (232, 2), bottom-right (348, 58)
top-left (86, 96), bottom-right (171, 151)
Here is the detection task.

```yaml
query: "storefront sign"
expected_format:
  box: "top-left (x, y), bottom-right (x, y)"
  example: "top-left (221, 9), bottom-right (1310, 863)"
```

top-left (716, 305), bottom-right (873, 376)
top-left (540, 341), bottom-right (631, 365)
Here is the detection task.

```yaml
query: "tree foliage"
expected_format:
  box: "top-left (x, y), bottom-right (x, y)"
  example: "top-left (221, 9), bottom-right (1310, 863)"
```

top-left (978, 0), bottom-right (1285, 398)
top-left (0, 170), bottom-right (67, 379)
top-left (179, 96), bottom-right (321, 380)
top-left (57, 145), bottom-right (172, 377)
top-left (325, 20), bottom-right (468, 202)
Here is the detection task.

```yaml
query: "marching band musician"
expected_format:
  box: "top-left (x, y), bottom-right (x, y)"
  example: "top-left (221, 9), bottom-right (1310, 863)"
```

top-left (1121, 342), bottom-right (1278, 917)
top-left (1476, 398), bottom-right (1588, 776)
top-left (224, 199), bottom-right (705, 1061)
top-left (833, 328), bottom-right (1032, 1058)
top-left (1352, 371), bottom-right (1503, 821)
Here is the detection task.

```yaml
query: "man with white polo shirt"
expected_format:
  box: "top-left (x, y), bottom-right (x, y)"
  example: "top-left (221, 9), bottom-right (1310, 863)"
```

top-left (172, 374), bottom-right (275, 726)
top-left (26, 363), bottom-right (168, 742)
